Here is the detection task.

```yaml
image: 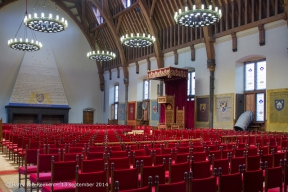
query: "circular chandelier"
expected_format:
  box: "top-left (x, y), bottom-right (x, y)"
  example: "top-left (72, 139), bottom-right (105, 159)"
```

top-left (87, 50), bottom-right (116, 61)
top-left (120, 33), bottom-right (156, 48)
top-left (8, 38), bottom-right (42, 51)
top-left (24, 13), bottom-right (68, 33)
top-left (174, 5), bottom-right (222, 27)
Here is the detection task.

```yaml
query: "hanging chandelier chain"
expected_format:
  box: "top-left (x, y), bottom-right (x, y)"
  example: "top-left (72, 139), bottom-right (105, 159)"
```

top-left (15, 18), bottom-right (25, 38)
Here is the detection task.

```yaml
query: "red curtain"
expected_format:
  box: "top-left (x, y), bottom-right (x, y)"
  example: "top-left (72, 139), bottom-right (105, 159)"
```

top-left (160, 79), bottom-right (188, 126)
top-left (186, 100), bottom-right (195, 129)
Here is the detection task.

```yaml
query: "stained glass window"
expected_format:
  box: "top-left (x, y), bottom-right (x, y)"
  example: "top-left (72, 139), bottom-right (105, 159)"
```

top-left (256, 61), bottom-right (266, 90)
top-left (256, 93), bottom-right (265, 121)
top-left (114, 104), bottom-right (118, 120)
top-left (115, 85), bottom-right (119, 102)
top-left (245, 63), bottom-right (255, 91)
top-left (187, 71), bottom-right (195, 101)
top-left (143, 80), bottom-right (150, 100)
top-left (113, 85), bottom-right (119, 120)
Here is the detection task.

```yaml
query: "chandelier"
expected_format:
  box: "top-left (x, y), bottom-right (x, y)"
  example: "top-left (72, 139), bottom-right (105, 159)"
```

top-left (8, 2), bottom-right (42, 52)
top-left (174, 5), bottom-right (222, 27)
top-left (24, 1), bottom-right (68, 33)
top-left (8, 38), bottom-right (42, 52)
top-left (87, 50), bottom-right (116, 61)
top-left (120, 33), bottom-right (156, 48)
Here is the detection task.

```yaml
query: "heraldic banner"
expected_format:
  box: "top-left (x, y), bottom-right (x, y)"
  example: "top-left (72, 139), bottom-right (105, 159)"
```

top-left (215, 94), bottom-right (233, 122)
top-left (196, 97), bottom-right (209, 122)
top-left (150, 100), bottom-right (160, 126)
top-left (128, 102), bottom-right (136, 121)
top-left (267, 89), bottom-right (288, 127)
top-left (118, 103), bottom-right (126, 122)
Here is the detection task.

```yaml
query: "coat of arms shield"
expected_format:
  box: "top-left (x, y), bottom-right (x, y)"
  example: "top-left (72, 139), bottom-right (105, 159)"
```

top-left (36, 93), bottom-right (44, 103)
top-left (275, 100), bottom-right (284, 111)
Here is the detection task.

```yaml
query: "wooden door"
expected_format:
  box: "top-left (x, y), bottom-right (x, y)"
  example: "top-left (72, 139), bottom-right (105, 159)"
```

top-left (245, 94), bottom-right (255, 114)
top-left (83, 111), bottom-right (94, 124)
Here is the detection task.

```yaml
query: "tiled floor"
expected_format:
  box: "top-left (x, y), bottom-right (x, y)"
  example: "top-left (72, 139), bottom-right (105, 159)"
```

top-left (0, 151), bottom-right (25, 192)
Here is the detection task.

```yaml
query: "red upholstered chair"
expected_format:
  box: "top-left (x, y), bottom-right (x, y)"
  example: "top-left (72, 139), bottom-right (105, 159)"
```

top-left (29, 151), bottom-right (61, 191)
top-left (212, 157), bottom-right (229, 175)
top-left (191, 158), bottom-right (211, 179)
top-left (87, 151), bottom-right (105, 160)
top-left (109, 157), bottom-right (130, 171)
top-left (191, 152), bottom-right (206, 162)
top-left (18, 147), bottom-right (42, 191)
top-left (81, 157), bottom-right (105, 173)
top-left (140, 160), bottom-right (165, 187)
top-left (221, 149), bottom-right (234, 159)
top-left (208, 150), bottom-right (221, 160)
top-left (76, 164), bottom-right (109, 192)
top-left (110, 151), bottom-right (128, 158)
top-left (87, 146), bottom-right (106, 152)
top-left (111, 163), bottom-right (139, 192)
top-left (230, 156), bottom-right (246, 174)
top-left (218, 167), bottom-right (242, 192)
top-left (155, 173), bottom-right (188, 192)
top-left (114, 177), bottom-right (152, 192)
top-left (154, 154), bottom-right (171, 170)
top-left (260, 150), bottom-right (273, 168)
top-left (260, 146), bottom-right (269, 155)
top-left (243, 165), bottom-right (263, 192)
top-left (264, 161), bottom-right (283, 192)
top-left (134, 155), bottom-right (153, 168)
top-left (168, 158), bottom-right (190, 183)
top-left (235, 148), bottom-right (246, 157)
top-left (245, 153), bottom-right (261, 171)
top-left (176, 147), bottom-right (191, 154)
top-left (192, 146), bottom-right (204, 152)
top-left (132, 149), bottom-right (147, 157)
top-left (41, 156), bottom-right (77, 192)
top-left (176, 153), bottom-right (190, 164)
top-left (109, 146), bottom-right (122, 151)
top-left (189, 171), bottom-right (217, 192)
top-left (273, 150), bottom-right (285, 167)
top-left (247, 147), bottom-right (258, 156)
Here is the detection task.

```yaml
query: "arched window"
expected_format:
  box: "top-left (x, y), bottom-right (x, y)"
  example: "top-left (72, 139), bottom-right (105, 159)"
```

top-left (244, 59), bottom-right (266, 122)
top-left (143, 79), bottom-right (150, 100)
top-left (111, 84), bottom-right (119, 120)
top-left (187, 71), bottom-right (195, 101)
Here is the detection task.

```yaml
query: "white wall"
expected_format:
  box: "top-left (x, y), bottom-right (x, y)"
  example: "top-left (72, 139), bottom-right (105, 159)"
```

top-left (0, 0), bottom-right (102, 123)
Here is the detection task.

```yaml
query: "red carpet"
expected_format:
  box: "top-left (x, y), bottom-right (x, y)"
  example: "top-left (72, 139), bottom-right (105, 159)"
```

top-left (0, 170), bottom-right (18, 175)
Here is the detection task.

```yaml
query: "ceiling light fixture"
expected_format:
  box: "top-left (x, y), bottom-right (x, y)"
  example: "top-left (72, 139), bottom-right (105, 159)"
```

top-left (24, 1), bottom-right (68, 33)
top-left (174, 4), bottom-right (222, 27)
top-left (87, 50), bottom-right (116, 61)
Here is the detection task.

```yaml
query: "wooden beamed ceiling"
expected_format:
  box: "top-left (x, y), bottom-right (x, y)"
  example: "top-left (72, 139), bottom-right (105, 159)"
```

top-left (1, 0), bottom-right (285, 71)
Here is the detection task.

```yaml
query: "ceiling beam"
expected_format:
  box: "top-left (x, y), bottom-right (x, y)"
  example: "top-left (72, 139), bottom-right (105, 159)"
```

top-left (89, 0), bottom-right (128, 78)
top-left (113, 2), bottom-right (139, 19)
top-left (52, 0), bottom-right (93, 48)
top-left (150, 0), bottom-right (157, 19)
top-left (138, 0), bottom-right (164, 68)
top-left (116, 15), bottom-right (123, 34)
top-left (0, 0), bottom-right (17, 9)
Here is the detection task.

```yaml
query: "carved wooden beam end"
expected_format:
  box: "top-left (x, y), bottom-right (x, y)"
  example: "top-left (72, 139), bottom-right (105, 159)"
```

top-left (190, 45), bottom-right (195, 61)
top-left (117, 67), bottom-right (120, 78)
top-left (231, 32), bottom-right (237, 52)
top-left (207, 59), bottom-right (216, 72)
top-left (258, 24), bottom-right (265, 46)
top-left (100, 82), bottom-right (104, 91)
top-left (174, 50), bottom-right (178, 65)
top-left (109, 69), bottom-right (112, 80)
top-left (136, 61), bottom-right (139, 74)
